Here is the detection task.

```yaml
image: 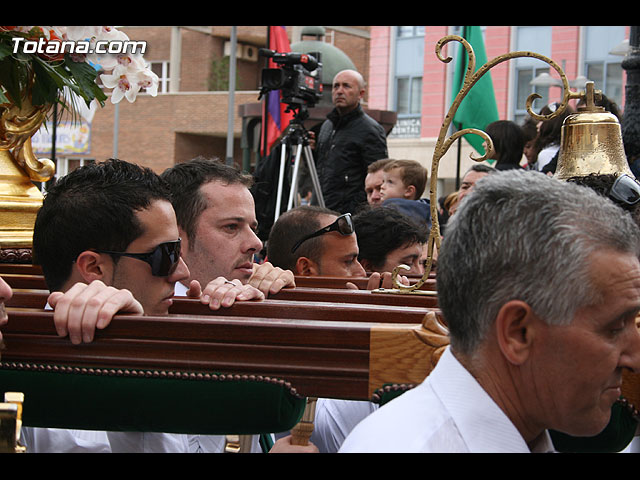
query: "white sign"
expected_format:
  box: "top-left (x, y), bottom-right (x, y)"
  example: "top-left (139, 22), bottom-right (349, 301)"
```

top-left (390, 117), bottom-right (421, 138)
top-left (32, 121), bottom-right (91, 155)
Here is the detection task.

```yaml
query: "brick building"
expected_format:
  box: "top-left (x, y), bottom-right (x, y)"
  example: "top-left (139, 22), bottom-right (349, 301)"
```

top-left (37, 26), bottom-right (374, 178)
top-left (37, 26), bottom-right (633, 200)
top-left (370, 26), bottom-right (631, 195)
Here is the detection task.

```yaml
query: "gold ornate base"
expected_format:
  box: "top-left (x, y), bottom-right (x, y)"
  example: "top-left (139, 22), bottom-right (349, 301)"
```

top-left (0, 150), bottom-right (45, 249)
top-left (0, 93), bottom-right (55, 251)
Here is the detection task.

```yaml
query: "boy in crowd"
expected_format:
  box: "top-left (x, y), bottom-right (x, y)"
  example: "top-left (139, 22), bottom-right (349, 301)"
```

top-left (380, 159), bottom-right (427, 202)
top-left (379, 159), bottom-right (430, 229)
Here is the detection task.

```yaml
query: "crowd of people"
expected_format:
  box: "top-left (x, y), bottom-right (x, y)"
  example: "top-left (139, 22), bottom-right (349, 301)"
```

top-left (2, 68), bottom-right (640, 454)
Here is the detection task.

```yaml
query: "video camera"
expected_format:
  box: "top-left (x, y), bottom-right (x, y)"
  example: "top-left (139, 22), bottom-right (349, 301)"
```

top-left (259, 48), bottom-right (323, 109)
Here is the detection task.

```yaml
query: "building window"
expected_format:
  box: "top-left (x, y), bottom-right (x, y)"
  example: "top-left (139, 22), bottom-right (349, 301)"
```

top-left (396, 76), bottom-right (422, 115)
top-left (513, 26), bottom-right (553, 125)
top-left (583, 26), bottom-right (626, 107)
top-left (390, 26), bottom-right (424, 138)
top-left (397, 26), bottom-right (425, 38)
top-left (150, 61), bottom-right (171, 94)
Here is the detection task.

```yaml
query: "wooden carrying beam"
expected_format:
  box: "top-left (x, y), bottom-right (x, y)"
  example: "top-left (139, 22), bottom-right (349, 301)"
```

top-left (293, 275), bottom-right (437, 291)
top-left (0, 300), bottom-right (448, 434)
top-left (2, 272), bottom-right (439, 295)
top-left (7, 288), bottom-right (440, 316)
top-left (2, 307), bottom-right (448, 399)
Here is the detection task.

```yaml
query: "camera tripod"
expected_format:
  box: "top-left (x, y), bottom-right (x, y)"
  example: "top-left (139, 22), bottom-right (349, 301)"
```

top-left (273, 107), bottom-right (325, 223)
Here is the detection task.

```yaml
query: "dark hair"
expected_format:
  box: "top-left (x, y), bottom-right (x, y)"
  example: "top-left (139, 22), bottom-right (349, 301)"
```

top-left (267, 205), bottom-right (340, 271)
top-left (566, 173), bottom-right (640, 218)
top-left (485, 120), bottom-right (525, 166)
top-left (367, 158), bottom-right (393, 174)
top-left (160, 156), bottom-right (253, 245)
top-left (353, 206), bottom-right (428, 271)
top-left (535, 102), bottom-right (574, 151)
top-left (520, 117), bottom-right (538, 143)
top-left (33, 158), bottom-right (171, 292)
top-left (467, 163), bottom-right (497, 175)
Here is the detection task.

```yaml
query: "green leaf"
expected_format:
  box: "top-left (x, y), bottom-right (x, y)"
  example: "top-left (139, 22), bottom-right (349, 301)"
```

top-left (0, 89), bottom-right (10, 104)
top-left (31, 59), bottom-right (60, 105)
top-left (64, 55), bottom-right (107, 106)
top-left (0, 56), bottom-right (26, 107)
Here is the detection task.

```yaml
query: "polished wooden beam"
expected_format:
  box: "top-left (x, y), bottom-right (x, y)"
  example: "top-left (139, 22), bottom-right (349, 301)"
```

top-left (2, 307), bottom-right (447, 400)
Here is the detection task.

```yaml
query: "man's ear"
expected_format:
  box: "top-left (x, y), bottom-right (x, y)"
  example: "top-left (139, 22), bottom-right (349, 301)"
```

top-left (494, 300), bottom-right (537, 365)
top-left (74, 251), bottom-right (113, 284)
top-left (295, 256), bottom-right (320, 276)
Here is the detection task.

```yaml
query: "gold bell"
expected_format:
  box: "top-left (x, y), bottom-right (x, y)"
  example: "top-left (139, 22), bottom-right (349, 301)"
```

top-left (554, 82), bottom-right (633, 180)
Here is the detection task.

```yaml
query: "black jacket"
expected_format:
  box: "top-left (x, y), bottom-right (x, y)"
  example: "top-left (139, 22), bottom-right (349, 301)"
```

top-left (314, 104), bottom-right (388, 214)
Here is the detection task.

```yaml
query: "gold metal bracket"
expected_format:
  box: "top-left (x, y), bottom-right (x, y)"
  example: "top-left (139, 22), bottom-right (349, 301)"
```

top-left (382, 34), bottom-right (588, 295)
top-left (0, 392), bottom-right (26, 453)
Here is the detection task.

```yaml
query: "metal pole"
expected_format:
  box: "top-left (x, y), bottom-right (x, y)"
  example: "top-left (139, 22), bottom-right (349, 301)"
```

top-left (623, 26), bottom-right (640, 171)
top-left (112, 102), bottom-right (119, 159)
top-left (51, 103), bottom-right (57, 167)
top-left (226, 26), bottom-right (237, 167)
top-left (274, 141), bottom-right (288, 224)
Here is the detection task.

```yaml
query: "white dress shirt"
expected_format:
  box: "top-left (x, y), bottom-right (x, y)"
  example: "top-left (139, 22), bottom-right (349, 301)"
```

top-left (173, 281), bottom-right (264, 453)
top-left (21, 427), bottom-right (112, 453)
top-left (310, 399), bottom-right (378, 453)
top-left (23, 304), bottom-right (191, 452)
top-left (339, 347), bottom-right (555, 453)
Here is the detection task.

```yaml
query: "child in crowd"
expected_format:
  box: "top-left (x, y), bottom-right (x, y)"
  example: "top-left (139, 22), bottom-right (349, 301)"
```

top-left (379, 159), bottom-right (427, 202)
top-left (378, 159), bottom-right (431, 229)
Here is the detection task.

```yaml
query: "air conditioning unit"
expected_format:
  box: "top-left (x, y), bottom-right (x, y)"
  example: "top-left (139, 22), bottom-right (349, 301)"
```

top-left (223, 41), bottom-right (258, 62)
top-left (242, 44), bottom-right (258, 62)
top-left (223, 41), bottom-right (239, 58)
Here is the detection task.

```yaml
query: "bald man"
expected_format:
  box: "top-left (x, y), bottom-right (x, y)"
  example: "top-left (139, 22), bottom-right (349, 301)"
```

top-left (314, 69), bottom-right (388, 215)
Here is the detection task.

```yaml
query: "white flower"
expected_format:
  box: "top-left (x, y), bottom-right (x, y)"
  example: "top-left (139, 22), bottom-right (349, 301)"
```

top-left (85, 28), bottom-right (132, 70)
top-left (65, 26), bottom-right (102, 42)
top-left (100, 64), bottom-right (141, 104)
top-left (136, 68), bottom-right (159, 97)
top-left (7, 26), bottom-right (158, 106)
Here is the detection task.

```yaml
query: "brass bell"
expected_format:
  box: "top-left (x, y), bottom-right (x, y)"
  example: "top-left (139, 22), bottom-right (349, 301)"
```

top-left (554, 82), bottom-right (633, 180)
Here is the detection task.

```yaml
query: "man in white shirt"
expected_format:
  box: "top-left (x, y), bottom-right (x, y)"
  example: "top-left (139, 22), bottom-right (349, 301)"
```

top-left (340, 169), bottom-right (640, 453)
top-left (1, 276), bottom-right (143, 453)
top-left (28, 159), bottom-right (314, 453)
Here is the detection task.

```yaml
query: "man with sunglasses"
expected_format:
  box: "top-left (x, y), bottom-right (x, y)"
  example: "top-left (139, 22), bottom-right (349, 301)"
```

top-left (33, 159), bottom-right (262, 323)
top-left (267, 205), bottom-right (417, 452)
top-left (267, 206), bottom-right (366, 281)
top-left (268, 205), bottom-right (410, 291)
top-left (28, 158), bottom-right (271, 453)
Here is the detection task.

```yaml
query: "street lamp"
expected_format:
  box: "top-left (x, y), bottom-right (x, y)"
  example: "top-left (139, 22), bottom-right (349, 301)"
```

top-left (530, 72), bottom-right (562, 87)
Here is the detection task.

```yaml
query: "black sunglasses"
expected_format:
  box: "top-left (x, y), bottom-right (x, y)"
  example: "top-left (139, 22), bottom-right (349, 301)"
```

top-left (96, 239), bottom-right (182, 277)
top-left (609, 174), bottom-right (640, 206)
top-left (291, 213), bottom-right (354, 254)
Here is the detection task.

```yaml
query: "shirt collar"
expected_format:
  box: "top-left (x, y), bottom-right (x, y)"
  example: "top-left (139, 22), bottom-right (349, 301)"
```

top-left (431, 348), bottom-right (555, 452)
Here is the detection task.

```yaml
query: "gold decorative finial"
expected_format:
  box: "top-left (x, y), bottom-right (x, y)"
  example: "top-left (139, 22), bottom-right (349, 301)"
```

top-left (0, 93), bottom-right (55, 249)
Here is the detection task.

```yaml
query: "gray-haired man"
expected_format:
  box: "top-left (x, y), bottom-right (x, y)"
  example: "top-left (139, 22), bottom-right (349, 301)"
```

top-left (340, 169), bottom-right (640, 453)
